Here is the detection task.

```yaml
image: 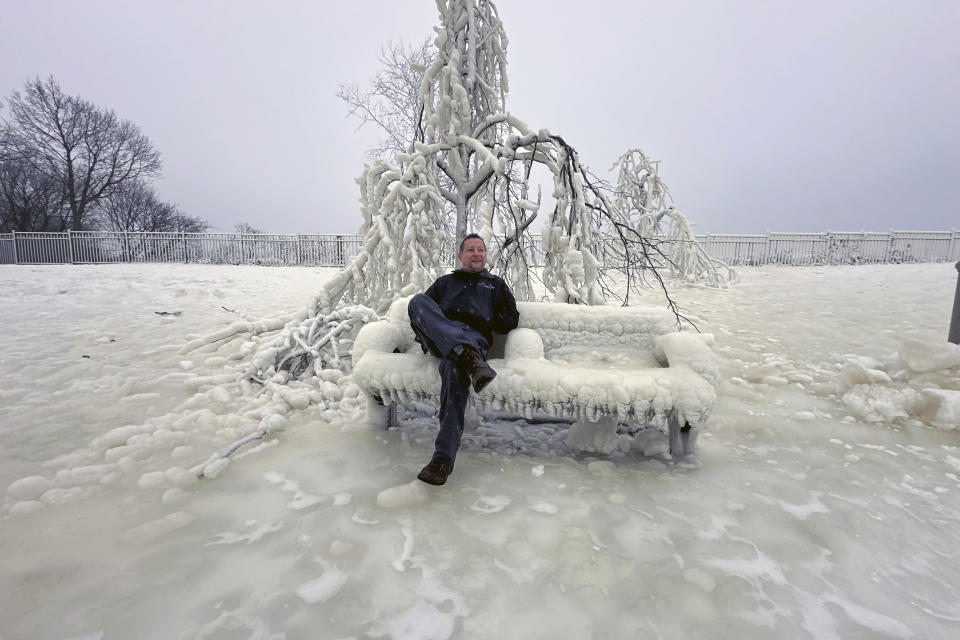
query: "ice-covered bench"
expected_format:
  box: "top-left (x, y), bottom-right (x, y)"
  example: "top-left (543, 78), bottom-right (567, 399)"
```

top-left (352, 296), bottom-right (718, 458)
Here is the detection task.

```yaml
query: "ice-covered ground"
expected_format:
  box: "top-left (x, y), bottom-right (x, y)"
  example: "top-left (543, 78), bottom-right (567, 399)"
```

top-left (2, 262), bottom-right (959, 640)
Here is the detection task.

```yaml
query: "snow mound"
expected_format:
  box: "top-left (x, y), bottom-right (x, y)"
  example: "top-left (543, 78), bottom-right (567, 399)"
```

top-left (921, 389), bottom-right (960, 430)
top-left (5, 476), bottom-right (50, 501)
top-left (838, 363), bottom-right (892, 390)
top-left (377, 481), bottom-right (431, 508)
top-left (899, 340), bottom-right (960, 373)
top-left (843, 384), bottom-right (925, 423)
top-left (840, 339), bottom-right (960, 429)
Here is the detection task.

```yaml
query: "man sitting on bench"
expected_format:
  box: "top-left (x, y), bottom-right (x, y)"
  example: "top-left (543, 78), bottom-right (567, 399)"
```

top-left (407, 234), bottom-right (519, 485)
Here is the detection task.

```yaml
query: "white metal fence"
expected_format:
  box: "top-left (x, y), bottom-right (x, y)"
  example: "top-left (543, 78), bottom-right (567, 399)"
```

top-left (697, 231), bottom-right (960, 266)
top-left (0, 231), bottom-right (364, 266)
top-left (1, 230), bottom-right (958, 267)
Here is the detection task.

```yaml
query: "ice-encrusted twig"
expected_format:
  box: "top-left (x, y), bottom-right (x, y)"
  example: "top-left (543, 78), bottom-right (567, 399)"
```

top-left (611, 148), bottom-right (738, 288)
top-left (179, 312), bottom-right (305, 355)
top-left (248, 305), bottom-right (379, 381)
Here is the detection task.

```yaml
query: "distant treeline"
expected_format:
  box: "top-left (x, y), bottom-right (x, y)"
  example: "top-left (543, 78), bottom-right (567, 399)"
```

top-left (0, 76), bottom-right (208, 234)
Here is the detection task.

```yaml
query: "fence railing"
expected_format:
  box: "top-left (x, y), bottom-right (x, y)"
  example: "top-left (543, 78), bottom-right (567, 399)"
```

top-left (1, 230), bottom-right (958, 267)
top-left (695, 231), bottom-right (960, 266)
top-left (0, 231), bottom-right (364, 267)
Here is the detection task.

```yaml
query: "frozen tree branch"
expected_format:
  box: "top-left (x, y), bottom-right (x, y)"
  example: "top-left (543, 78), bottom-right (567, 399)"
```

top-left (612, 149), bottom-right (738, 288)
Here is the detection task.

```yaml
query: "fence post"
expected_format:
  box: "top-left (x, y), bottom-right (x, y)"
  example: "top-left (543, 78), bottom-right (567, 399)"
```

top-left (67, 229), bottom-right (74, 264)
top-left (950, 261), bottom-right (960, 344)
top-left (123, 231), bottom-right (130, 263)
top-left (12, 230), bottom-right (19, 265)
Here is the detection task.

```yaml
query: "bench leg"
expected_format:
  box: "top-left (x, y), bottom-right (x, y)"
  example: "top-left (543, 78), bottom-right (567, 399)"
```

top-left (388, 402), bottom-right (398, 429)
top-left (668, 411), bottom-right (694, 459)
top-left (366, 393), bottom-right (398, 430)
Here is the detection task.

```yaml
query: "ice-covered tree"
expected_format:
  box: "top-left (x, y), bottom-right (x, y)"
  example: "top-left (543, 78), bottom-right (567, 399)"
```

top-left (219, 0), bottom-right (737, 397)
top-left (321, 0), bottom-right (687, 317)
top-left (182, 0), bottom-right (727, 469)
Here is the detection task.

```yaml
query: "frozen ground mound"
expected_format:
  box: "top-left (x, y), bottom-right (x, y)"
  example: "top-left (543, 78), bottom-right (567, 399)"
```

top-left (839, 340), bottom-right (960, 429)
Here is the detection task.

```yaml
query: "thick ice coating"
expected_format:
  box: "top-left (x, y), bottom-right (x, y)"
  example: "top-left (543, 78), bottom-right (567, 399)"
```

top-left (354, 297), bottom-right (718, 446)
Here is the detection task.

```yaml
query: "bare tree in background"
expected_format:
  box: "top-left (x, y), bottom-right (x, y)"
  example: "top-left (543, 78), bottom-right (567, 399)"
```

top-left (170, 211), bottom-right (209, 233)
top-left (96, 178), bottom-right (208, 233)
top-left (95, 179), bottom-right (153, 231)
top-left (234, 222), bottom-right (265, 234)
top-left (0, 148), bottom-right (65, 232)
top-left (338, 39), bottom-right (434, 160)
top-left (1, 76), bottom-right (162, 231)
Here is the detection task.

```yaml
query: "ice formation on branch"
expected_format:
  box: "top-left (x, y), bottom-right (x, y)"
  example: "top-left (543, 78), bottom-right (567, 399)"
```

top-left (611, 149), bottom-right (738, 287)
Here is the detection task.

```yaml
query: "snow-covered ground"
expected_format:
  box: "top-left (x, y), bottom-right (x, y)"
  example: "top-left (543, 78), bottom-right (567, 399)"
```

top-left (2, 262), bottom-right (959, 640)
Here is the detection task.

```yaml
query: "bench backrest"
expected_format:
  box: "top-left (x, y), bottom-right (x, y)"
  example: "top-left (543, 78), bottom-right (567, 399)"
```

top-left (514, 301), bottom-right (677, 351)
top-left (384, 297), bottom-right (678, 357)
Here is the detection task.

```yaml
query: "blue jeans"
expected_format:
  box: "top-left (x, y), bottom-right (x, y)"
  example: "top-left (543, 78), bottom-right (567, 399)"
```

top-left (408, 294), bottom-right (488, 462)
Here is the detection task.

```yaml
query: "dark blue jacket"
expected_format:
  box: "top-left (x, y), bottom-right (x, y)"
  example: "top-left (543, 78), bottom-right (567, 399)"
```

top-left (426, 269), bottom-right (519, 344)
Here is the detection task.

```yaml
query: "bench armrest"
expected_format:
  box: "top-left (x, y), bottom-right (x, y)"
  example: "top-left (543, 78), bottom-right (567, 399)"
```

top-left (654, 333), bottom-right (718, 386)
top-left (503, 328), bottom-right (545, 361)
top-left (353, 320), bottom-right (409, 364)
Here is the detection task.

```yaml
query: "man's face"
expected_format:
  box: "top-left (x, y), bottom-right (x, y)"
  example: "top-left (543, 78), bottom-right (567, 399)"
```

top-left (458, 237), bottom-right (486, 273)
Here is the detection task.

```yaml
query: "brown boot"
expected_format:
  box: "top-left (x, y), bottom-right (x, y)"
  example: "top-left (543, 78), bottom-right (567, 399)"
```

top-left (418, 458), bottom-right (455, 485)
top-left (456, 345), bottom-right (497, 393)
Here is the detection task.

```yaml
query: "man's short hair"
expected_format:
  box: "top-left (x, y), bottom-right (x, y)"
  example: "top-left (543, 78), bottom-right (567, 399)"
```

top-left (459, 233), bottom-right (485, 253)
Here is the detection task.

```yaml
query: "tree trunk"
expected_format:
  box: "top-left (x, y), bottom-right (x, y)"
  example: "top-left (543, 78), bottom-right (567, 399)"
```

top-left (71, 201), bottom-right (83, 231)
top-left (454, 194), bottom-right (467, 264)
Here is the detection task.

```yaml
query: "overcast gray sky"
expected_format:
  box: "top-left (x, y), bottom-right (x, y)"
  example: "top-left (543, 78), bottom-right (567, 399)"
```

top-left (2, 0), bottom-right (957, 235)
